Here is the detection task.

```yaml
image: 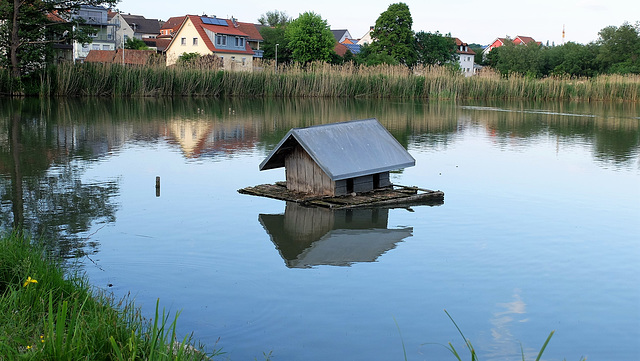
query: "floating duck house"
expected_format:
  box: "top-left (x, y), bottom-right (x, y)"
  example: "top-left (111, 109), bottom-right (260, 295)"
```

top-left (259, 119), bottom-right (415, 196)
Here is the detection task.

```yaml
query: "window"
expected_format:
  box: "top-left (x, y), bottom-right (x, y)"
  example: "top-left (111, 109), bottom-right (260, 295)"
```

top-left (102, 45), bottom-right (110, 50)
top-left (216, 34), bottom-right (226, 46)
top-left (193, 37), bottom-right (198, 45)
top-left (92, 44), bottom-right (100, 50)
top-left (107, 33), bottom-right (113, 40)
top-left (235, 37), bottom-right (244, 47)
top-left (181, 37), bottom-right (186, 45)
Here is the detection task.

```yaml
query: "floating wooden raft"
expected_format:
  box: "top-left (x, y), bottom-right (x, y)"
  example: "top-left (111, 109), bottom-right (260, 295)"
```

top-left (238, 182), bottom-right (444, 209)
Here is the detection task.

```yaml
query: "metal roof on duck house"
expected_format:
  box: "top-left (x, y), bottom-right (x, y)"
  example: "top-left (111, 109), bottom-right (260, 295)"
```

top-left (259, 118), bottom-right (415, 181)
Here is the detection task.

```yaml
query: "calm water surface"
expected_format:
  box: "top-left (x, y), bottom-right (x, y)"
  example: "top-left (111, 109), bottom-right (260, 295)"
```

top-left (1, 98), bottom-right (639, 360)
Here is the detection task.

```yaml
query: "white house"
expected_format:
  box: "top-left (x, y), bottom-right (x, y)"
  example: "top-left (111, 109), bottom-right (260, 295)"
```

top-left (72, 6), bottom-right (117, 62)
top-left (357, 26), bottom-right (374, 45)
top-left (454, 38), bottom-right (476, 77)
top-left (165, 15), bottom-right (255, 71)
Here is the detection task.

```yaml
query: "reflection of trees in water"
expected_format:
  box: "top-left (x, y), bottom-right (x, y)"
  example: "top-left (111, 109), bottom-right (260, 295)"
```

top-left (0, 99), bottom-right (119, 259)
top-left (0, 97), bottom-right (636, 256)
top-left (460, 100), bottom-right (639, 169)
top-left (5, 97), bottom-right (635, 168)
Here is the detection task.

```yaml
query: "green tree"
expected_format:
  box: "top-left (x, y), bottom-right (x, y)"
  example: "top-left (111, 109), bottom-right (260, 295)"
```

top-left (368, 2), bottom-right (416, 66)
top-left (258, 10), bottom-right (291, 27)
top-left (469, 43), bottom-right (486, 65)
top-left (260, 26), bottom-right (291, 62)
top-left (596, 21), bottom-right (640, 74)
top-left (125, 37), bottom-right (149, 50)
top-left (284, 11), bottom-right (335, 63)
top-left (0, 0), bottom-right (117, 79)
top-left (547, 42), bottom-right (599, 77)
top-left (414, 31), bottom-right (456, 65)
top-left (487, 40), bottom-right (546, 77)
top-left (355, 43), bottom-right (398, 66)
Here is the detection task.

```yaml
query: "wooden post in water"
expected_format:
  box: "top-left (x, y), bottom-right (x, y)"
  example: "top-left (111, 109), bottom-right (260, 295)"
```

top-left (156, 176), bottom-right (160, 197)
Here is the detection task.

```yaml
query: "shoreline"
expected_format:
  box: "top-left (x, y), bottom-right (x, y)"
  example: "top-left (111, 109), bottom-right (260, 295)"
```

top-left (2, 62), bottom-right (638, 101)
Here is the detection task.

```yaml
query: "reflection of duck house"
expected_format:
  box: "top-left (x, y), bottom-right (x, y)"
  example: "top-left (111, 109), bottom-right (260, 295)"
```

top-left (259, 202), bottom-right (413, 268)
top-left (259, 118), bottom-right (415, 196)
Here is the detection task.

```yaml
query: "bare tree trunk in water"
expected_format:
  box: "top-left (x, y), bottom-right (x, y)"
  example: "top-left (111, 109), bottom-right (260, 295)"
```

top-left (10, 111), bottom-right (24, 230)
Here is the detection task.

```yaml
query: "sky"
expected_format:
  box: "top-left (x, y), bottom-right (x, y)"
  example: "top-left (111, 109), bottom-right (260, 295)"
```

top-left (115, 0), bottom-right (638, 46)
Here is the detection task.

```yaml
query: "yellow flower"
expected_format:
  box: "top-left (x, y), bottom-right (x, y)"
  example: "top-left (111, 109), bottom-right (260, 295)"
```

top-left (26, 345), bottom-right (31, 350)
top-left (23, 277), bottom-right (38, 287)
top-left (40, 335), bottom-right (45, 343)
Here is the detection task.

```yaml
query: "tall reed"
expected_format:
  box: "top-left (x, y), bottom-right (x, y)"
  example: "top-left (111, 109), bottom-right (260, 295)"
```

top-left (3, 62), bottom-right (639, 101)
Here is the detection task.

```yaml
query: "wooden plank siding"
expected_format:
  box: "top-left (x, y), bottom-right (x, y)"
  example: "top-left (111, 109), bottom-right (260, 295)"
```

top-left (285, 145), bottom-right (334, 196)
top-left (283, 201), bottom-right (335, 242)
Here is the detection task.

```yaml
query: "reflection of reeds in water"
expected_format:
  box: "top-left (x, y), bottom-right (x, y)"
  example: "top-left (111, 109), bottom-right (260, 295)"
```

top-left (17, 62), bottom-right (639, 101)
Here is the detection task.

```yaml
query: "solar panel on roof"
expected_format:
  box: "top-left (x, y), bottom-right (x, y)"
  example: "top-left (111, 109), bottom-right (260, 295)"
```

top-left (201, 16), bottom-right (227, 26)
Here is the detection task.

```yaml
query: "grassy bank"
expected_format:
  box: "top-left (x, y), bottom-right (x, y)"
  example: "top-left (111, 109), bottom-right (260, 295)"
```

top-left (2, 62), bottom-right (639, 101)
top-left (0, 232), bottom-right (215, 360)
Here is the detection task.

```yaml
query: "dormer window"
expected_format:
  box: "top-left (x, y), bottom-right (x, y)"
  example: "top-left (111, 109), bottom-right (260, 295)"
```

top-left (216, 34), bottom-right (227, 46)
top-left (235, 37), bottom-right (244, 47)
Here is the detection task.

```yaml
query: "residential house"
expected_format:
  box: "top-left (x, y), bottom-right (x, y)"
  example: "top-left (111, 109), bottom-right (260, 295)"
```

top-left (72, 5), bottom-right (117, 61)
top-left (259, 119), bottom-right (415, 196)
top-left (334, 43), bottom-right (349, 57)
top-left (47, 12), bottom-right (74, 63)
top-left (234, 20), bottom-right (264, 58)
top-left (165, 15), bottom-right (255, 71)
top-left (109, 12), bottom-right (162, 48)
top-left (334, 43), bottom-right (360, 57)
top-left (155, 16), bottom-right (187, 53)
top-left (357, 26), bottom-right (374, 45)
top-left (159, 16), bottom-right (186, 37)
top-left (454, 38), bottom-right (476, 77)
top-left (331, 29), bottom-right (352, 44)
top-left (482, 35), bottom-right (540, 58)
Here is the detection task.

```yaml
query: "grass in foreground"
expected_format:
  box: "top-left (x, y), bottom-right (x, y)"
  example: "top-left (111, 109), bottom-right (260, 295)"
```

top-left (0, 231), bottom-right (218, 360)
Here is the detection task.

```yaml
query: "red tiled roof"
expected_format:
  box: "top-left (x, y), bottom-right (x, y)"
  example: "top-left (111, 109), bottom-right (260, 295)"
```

top-left (85, 49), bottom-right (155, 65)
top-left (236, 21), bottom-right (264, 41)
top-left (85, 50), bottom-right (116, 63)
top-left (46, 12), bottom-right (66, 23)
top-left (180, 15), bottom-right (254, 55)
top-left (155, 38), bottom-right (171, 52)
top-left (516, 35), bottom-right (536, 44)
top-left (201, 19), bottom-right (249, 37)
top-left (334, 43), bottom-right (348, 57)
top-left (160, 16), bottom-right (187, 32)
top-left (235, 22), bottom-right (263, 41)
top-left (117, 49), bottom-right (155, 65)
top-left (454, 38), bottom-right (476, 55)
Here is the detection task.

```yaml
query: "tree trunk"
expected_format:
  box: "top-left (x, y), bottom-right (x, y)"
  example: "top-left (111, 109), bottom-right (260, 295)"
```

top-left (10, 0), bottom-right (21, 79)
top-left (10, 110), bottom-right (24, 230)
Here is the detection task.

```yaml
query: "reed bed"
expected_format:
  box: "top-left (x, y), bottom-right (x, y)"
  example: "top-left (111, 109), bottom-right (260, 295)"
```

top-left (2, 62), bottom-right (639, 101)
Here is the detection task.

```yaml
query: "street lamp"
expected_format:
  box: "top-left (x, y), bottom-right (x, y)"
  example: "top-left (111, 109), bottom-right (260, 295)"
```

top-left (275, 43), bottom-right (279, 74)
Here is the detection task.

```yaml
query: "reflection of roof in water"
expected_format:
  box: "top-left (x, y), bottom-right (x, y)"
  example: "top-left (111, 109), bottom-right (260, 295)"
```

top-left (287, 228), bottom-right (413, 268)
top-left (165, 120), bottom-right (257, 158)
top-left (259, 202), bottom-right (413, 268)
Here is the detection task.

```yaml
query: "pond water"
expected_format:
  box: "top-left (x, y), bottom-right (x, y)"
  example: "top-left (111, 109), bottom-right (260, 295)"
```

top-left (1, 98), bottom-right (639, 361)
